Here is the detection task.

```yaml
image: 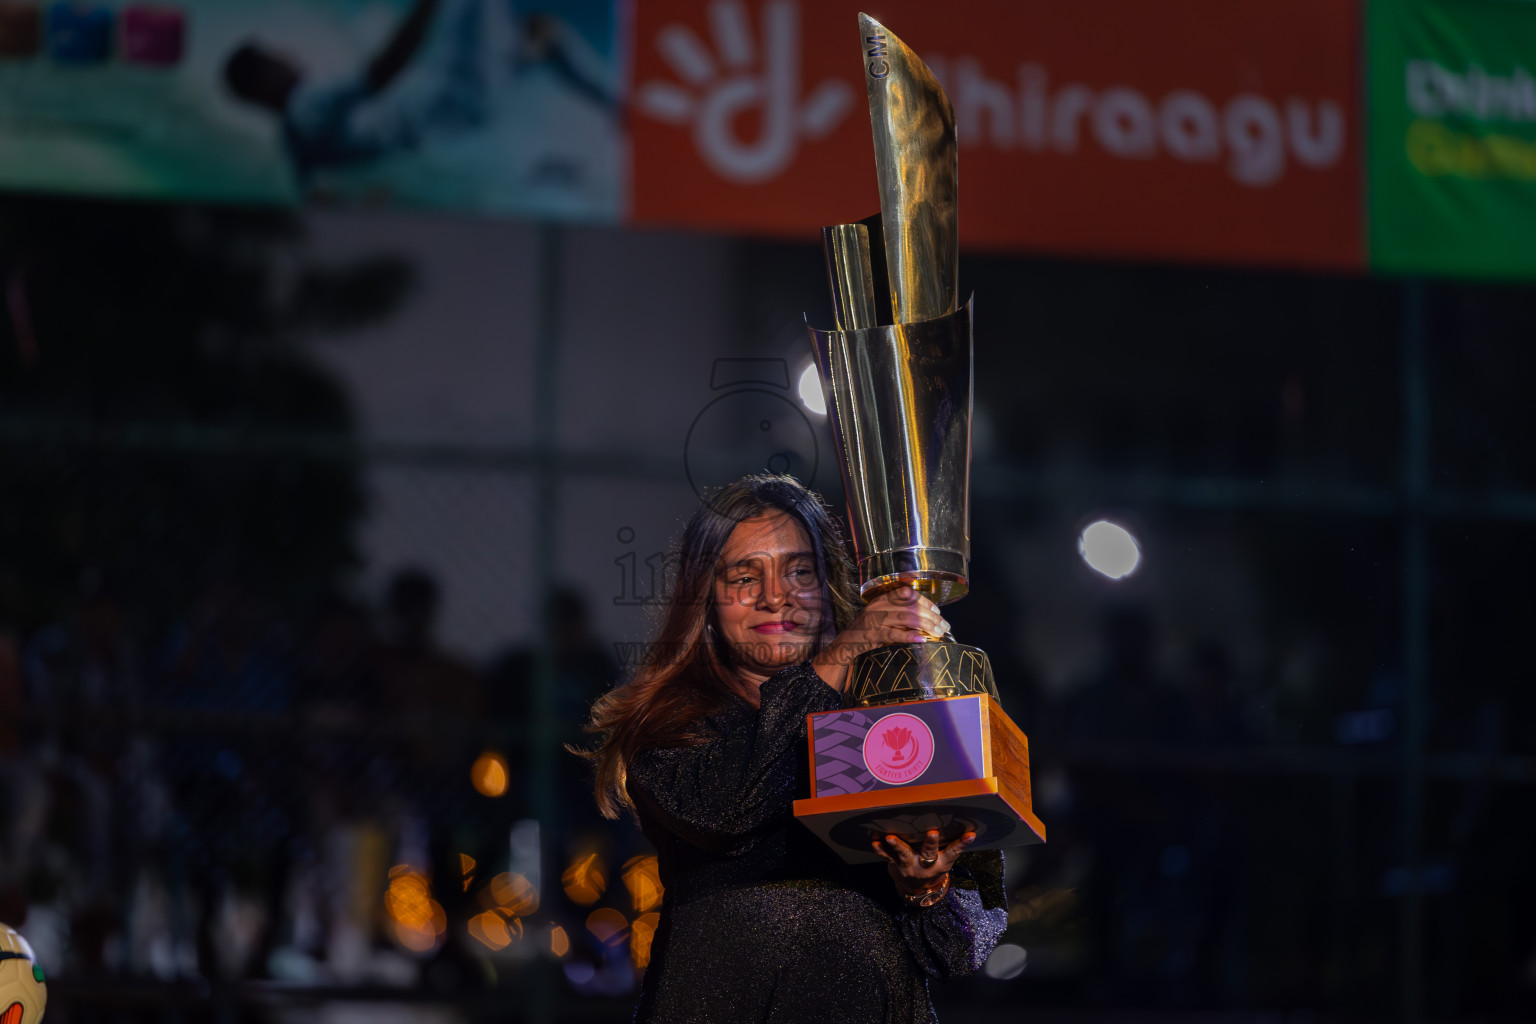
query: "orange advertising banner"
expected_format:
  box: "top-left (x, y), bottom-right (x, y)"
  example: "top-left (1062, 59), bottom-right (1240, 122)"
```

top-left (629, 0), bottom-right (1363, 270)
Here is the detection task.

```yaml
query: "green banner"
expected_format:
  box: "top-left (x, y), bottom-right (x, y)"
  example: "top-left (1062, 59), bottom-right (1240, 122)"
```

top-left (1369, 0), bottom-right (1536, 276)
top-left (0, 0), bottom-right (621, 219)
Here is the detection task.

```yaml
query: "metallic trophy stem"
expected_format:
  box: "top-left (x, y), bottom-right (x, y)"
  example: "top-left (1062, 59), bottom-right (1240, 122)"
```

top-left (821, 224), bottom-right (879, 333)
top-left (861, 12), bottom-right (958, 325)
top-left (807, 306), bottom-right (973, 604)
top-left (806, 14), bottom-right (996, 709)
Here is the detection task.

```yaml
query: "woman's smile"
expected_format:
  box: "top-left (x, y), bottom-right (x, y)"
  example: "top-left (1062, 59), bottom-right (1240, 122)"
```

top-left (751, 619), bottom-right (801, 633)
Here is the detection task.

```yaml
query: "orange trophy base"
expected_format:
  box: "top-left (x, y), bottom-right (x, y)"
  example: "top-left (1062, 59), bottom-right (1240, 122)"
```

top-left (793, 693), bottom-right (1046, 865)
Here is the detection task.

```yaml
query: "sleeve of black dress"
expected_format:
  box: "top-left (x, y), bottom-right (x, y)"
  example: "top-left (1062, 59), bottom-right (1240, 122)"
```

top-left (897, 849), bottom-right (1009, 980)
top-left (626, 661), bottom-right (842, 856)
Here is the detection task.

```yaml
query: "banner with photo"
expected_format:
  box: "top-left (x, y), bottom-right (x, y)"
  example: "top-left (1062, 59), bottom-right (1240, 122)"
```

top-left (0, 0), bottom-right (624, 219)
top-left (0, 0), bottom-right (1375, 273)
top-left (1368, 0), bottom-right (1536, 277)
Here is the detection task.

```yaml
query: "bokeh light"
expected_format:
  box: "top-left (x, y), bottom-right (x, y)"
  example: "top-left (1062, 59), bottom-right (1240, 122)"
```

top-left (631, 911), bottom-right (661, 968)
top-left (469, 909), bottom-right (517, 951)
top-left (621, 854), bottom-right (664, 913)
top-left (1078, 520), bottom-right (1142, 579)
top-left (562, 852), bottom-right (607, 905)
top-left (983, 943), bottom-right (1028, 979)
top-left (384, 866), bottom-right (446, 954)
top-left (585, 907), bottom-right (629, 944)
top-left (550, 924), bottom-right (570, 957)
top-left (491, 872), bottom-right (546, 914)
top-left (797, 363), bottom-right (827, 415)
top-left (471, 750), bottom-right (510, 797)
top-left (484, 871), bottom-right (539, 916)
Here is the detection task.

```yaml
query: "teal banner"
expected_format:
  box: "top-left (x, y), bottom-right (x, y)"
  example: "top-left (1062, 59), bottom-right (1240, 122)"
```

top-left (1369, 0), bottom-right (1536, 276)
top-left (0, 0), bottom-right (622, 218)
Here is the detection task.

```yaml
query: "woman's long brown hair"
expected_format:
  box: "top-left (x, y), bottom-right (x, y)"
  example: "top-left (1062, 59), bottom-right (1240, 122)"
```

top-left (573, 474), bottom-right (858, 820)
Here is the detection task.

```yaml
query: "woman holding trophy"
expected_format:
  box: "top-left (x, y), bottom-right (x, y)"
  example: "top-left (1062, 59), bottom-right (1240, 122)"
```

top-left (580, 10), bottom-right (1040, 1018)
top-left (578, 474), bottom-right (1007, 1022)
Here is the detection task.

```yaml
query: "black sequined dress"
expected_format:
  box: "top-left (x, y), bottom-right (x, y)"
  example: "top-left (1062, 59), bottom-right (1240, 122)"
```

top-left (626, 661), bottom-right (1008, 1023)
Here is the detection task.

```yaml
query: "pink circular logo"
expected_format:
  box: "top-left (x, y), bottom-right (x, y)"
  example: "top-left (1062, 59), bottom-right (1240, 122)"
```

top-left (862, 712), bottom-right (935, 785)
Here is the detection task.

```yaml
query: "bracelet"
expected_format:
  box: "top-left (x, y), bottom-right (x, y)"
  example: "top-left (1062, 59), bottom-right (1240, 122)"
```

top-left (899, 871), bottom-right (950, 908)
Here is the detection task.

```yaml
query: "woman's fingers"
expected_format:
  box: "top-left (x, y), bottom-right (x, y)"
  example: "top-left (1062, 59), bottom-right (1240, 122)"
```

top-left (881, 833), bottom-right (917, 866)
top-left (937, 830), bottom-right (978, 869)
top-left (863, 593), bottom-right (946, 643)
top-left (876, 829), bottom-right (979, 894)
top-left (823, 591), bottom-right (951, 679)
top-left (944, 830), bottom-right (977, 854)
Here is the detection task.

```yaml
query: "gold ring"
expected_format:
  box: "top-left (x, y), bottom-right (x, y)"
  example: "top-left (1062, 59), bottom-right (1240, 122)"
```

top-left (919, 856), bottom-right (938, 868)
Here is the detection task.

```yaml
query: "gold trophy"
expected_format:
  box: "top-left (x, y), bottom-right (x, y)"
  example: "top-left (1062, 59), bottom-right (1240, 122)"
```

top-left (793, 14), bottom-right (1045, 863)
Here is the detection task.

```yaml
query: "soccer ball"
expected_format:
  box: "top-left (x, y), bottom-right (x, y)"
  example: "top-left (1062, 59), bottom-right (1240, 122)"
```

top-left (0, 923), bottom-right (46, 1024)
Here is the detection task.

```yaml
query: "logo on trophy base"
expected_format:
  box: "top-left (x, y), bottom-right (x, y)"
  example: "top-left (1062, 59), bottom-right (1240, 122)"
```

top-left (862, 712), bottom-right (935, 785)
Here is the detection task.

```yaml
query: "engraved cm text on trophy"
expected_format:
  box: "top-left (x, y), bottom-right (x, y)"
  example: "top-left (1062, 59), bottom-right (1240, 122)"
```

top-left (793, 14), bottom-right (1046, 863)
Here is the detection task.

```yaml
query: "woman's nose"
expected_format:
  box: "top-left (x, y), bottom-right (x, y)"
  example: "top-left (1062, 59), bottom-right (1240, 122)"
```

top-left (757, 573), bottom-right (788, 608)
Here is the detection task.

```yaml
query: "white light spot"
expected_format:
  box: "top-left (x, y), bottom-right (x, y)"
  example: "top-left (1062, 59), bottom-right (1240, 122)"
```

top-left (1079, 520), bottom-right (1141, 579)
top-left (984, 943), bottom-right (1027, 979)
top-left (798, 363), bottom-right (827, 415)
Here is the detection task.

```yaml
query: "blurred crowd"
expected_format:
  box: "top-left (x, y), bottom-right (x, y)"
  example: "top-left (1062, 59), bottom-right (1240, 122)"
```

top-left (0, 563), bottom-right (638, 1004)
top-left (1, 556), bottom-right (1531, 1017)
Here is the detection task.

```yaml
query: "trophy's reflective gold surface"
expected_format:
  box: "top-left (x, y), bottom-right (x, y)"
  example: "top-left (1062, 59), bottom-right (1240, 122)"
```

top-left (808, 14), bottom-right (996, 709)
top-left (862, 11), bottom-right (958, 326)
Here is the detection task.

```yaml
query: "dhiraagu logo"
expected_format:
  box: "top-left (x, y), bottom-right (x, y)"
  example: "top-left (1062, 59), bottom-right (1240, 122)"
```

top-left (636, 0), bottom-right (855, 183)
top-left (1403, 59), bottom-right (1536, 179)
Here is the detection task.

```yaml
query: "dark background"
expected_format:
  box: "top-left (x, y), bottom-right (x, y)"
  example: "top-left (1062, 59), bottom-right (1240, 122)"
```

top-left (1, 189), bottom-right (1533, 1024)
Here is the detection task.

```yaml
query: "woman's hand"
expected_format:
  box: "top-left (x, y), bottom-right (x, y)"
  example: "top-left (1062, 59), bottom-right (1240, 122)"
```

top-left (810, 588), bottom-right (948, 691)
top-left (873, 829), bottom-right (975, 898)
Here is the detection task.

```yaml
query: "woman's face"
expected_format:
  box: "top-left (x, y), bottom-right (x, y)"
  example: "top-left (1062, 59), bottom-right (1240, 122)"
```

top-left (712, 511), bottom-right (825, 684)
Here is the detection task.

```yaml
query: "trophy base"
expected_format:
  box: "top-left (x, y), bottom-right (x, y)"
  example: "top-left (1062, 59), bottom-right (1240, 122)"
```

top-left (846, 640), bottom-right (999, 708)
top-left (793, 693), bottom-right (1046, 864)
top-left (794, 778), bottom-right (1045, 864)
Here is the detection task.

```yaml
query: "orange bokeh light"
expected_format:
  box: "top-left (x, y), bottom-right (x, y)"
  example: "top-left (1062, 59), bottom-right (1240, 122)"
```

top-left (471, 751), bottom-right (510, 797)
top-left (468, 909), bottom-right (523, 951)
top-left (562, 852), bottom-right (607, 905)
top-left (631, 911), bottom-right (661, 968)
top-left (585, 907), bottom-right (629, 944)
top-left (621, 854), bottom-right (664, 913)
top-left (384, 868), bottom-right (446, 954)
top-left (483, 871), bottom-right (539, 916)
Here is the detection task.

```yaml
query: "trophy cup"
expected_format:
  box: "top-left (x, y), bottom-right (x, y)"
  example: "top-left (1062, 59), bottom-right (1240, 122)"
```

top-left (792, 14), bottom-right (1046, 864)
